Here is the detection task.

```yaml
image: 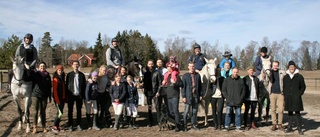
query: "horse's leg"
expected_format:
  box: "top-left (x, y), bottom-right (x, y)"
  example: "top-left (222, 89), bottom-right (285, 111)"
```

top-left (257, 97), bottom-right (264, 126)
top-left (265, 95), bottom-right (271, 124)
top-left (204, 99), bottom-right (210, 126)
top-left (25, 96), bottom-right (31, 133)
top-left (13, 95), bottom-right (23, 131)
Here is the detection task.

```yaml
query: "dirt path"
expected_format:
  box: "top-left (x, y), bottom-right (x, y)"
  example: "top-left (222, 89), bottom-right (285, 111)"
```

top-left (0, 89), bottom-right (319, 137)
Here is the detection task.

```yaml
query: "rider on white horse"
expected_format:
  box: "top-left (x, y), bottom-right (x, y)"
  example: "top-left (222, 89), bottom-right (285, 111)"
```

top-left (188, 43), bottom-right (206, 73)
top-left (15, 33), bottom-right (38, 70)
top-left (254, 46), bottom-right (270, 76)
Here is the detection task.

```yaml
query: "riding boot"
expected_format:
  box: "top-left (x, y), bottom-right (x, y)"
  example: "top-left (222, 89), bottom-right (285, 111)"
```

top-left (127, 116), bottom-right (132, 128)
top-left (113, 115), bottom-right (120, 130)
top-left (285, 115), bottom-right (293, 133)
top-left (175, 123), bottom-right (180, 132)
top-left (132, 117), bottom-right (138, 129)
top-left (93, 114), bottom-right (100, 130)
top-left (86, 113), bottom-right (92, 130)
top-left (297, 114), bottom-right (303, 135)
top-left (183, 123), bottom-right (187, 132)
top-left (105, 115), bottom-right (112, 128)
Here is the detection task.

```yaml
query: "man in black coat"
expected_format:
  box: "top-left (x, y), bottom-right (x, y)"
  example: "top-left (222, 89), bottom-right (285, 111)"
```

top-left (222, 67), bottom-right (245, 132)
top-left (182, 62), bottom-right (202, 131)
top-left (66, 61), bottom-right (87, 131)
top-left (283, 61), bottom-right (306, 135)
top-left (143, 60), bottom-right (157, 127)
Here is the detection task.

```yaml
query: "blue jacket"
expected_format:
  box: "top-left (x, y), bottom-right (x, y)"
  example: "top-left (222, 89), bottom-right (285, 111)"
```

top-left (219, 58), bottom-right (236, 69)
top-left (221, 69), bottom-right (232, 78)
top-left (126, 82), bottom-right (139, 106)
top-left (254, 55), bottom-right (270, 76)
top-left (188, 53), bottom-right (206, 71)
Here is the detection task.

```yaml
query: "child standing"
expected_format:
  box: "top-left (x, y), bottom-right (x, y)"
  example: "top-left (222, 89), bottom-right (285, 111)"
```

top-left (110, 75), bottom-right (127, 130)
top-left (162, 56), bottom-right (180, 86)
top-left (125, 75), bottom-right (139, 128)
top-left (85, 71), bottom-right (100, 130)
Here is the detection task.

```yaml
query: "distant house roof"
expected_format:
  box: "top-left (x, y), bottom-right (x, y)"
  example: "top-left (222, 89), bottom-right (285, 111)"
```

top-left (67, 54), bottom-right (81, 61)
top-left (79, 53), bottom-right (96, 60)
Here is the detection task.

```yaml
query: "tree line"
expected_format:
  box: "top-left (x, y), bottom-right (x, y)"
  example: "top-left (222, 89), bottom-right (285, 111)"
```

top-left (0, 30), bottom-right (319, 71)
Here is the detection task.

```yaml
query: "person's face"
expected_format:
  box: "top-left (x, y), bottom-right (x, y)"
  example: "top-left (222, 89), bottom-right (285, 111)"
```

top-left (24, 38), bottom-right (32, 45)
top-left (156, 60), bottom-right (163, 68)
top-left (147, 61), bottom-right (154, 69)
top-left (57, 69), bottom-right (63, 75)
top-left (188, 63), bottom-right (195, 73)
top-left (224, 63), bottom-right (231, 70)
top-left (100, 67), bottom-right (106, 75)
top-left (260, 52), bottom-right (266, 57)
top-left (127, 77), bottom-right (133, 84)
top-left (272, 62), bottom-right (279, 71)
top-left (112, 41), bottom-right (118, 47)
top-left (120, 68), bottom-right (126, 75)
top-left (247, 69), bottom-right (254, 76)
top-left (115, 76), bottom-right (121, 83)
top-left (92, 76), bottom-right (98, 81)
top-left (38, 64), bottom-right (46, 72)
top-left (232, 68), bottom-right (239, 78)
top-left (72, 62), bottom-right (80, 70)
top-left (289, 65), bottom-right (295, 74)
top-left (194, 48), bottom-right (201, 55)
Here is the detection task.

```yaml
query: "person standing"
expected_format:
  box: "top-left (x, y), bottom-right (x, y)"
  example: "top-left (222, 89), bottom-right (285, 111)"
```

top-left (243, 66), bottom-right (260, 130)
top-left (31, 62), bottom-right (52, 133)
top-left (153, 59), bottom-right (168, 126)
top-left (51, 65), bottom-right (66, 133)
top-left (109, 75), bottom-right (127, 130)
top-left (283, 61), bottom-right (306, 135)
top-left (85, 71), bottom-right (100, 130)
top-left (166, 66), bottom-right (183, 132)
top-left (222, 67), bottom-right (245, 132)
top-left (210, 67), bottom-right (225, 130)
top-left (66, 61), bottom-right (86, 131)
top-left (267, 61), bottom-right (286, 131)
top-left (143, 60), bottom-right (157, 127)
top-left (188, 43), bottom-right (206, 73)
top-left (106, 38), bottom-right (124, 74)
top-left (125, 75), bottom-right (139, 128)
top-left (182, 62), bottom-right (202, 131)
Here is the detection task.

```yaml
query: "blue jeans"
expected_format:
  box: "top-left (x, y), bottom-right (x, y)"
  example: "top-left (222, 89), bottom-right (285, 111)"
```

top-left (168, 97), bottom-right (180, 124)
top-left (183, 98), bottom-right (199, 125)
top-left (225, 106), bottom-right (241, 129)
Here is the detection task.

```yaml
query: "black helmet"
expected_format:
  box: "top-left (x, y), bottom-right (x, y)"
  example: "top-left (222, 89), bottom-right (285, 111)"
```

top-left (111, 38), bottom-right (118, 42)
top-left (193, 43), bottom-right (201, 49)
top-left (24, 33), bottom-right (33, 41)
top-left (260, 46), bottom-right (268, 53)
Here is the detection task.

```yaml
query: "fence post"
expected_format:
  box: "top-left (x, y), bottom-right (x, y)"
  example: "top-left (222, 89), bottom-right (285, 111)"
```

top-left (0, 71), bottom-right (2, 91)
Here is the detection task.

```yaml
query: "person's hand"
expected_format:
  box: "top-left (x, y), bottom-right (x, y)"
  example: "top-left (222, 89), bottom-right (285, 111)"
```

top-left (114, 65), bottom-right (119, 69)
top-left (183, 98), bottom-right (186, 103)
top-left (156, 92), bottom-right (160, 97)
top-left (87, 101), bottom-right (91, 104)
top-left (170, 79), bottom-right (175, 84)
top-left (88, 79), bottom-right (93, 84)
top-left (111, 81), bottom-right (115, 86)
top-left (200, 96), bottom-right (202, 101)
top-left (195, 69), bottom-right (200, 73)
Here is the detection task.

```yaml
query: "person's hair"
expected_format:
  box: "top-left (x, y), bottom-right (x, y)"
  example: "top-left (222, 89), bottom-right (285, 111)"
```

top-left (72, 60), bottom-right (80, 65)
top-left (156, 58), bottom-right (163, 62)
top-left (126, 75), bottom-right (133, 79)
top-left (99, 65), bottom-right (107, 76)
top-left (232, 67), bottom-right (239, 71)
top-left (273, 61), bottom-right (280, 65)
top-left (121, 66), bottom-right (127, 71)
top-left (148, 59), bottom-right (154, 63)
top-left (188, 62), bottom-right (195, 65)
top-left (224, 61), bottom-right (231, 65)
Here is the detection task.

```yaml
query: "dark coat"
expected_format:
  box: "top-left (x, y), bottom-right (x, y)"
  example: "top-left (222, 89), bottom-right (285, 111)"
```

top-left (243, 75), bottom-right (260, 100)
top-left (126, 82), bottom-right (139, 106)
top-left (109, 82), bottom-right (127, 103)
top-left (222, 76), bottom-right (245, 107)
top-left (66, 71), bottom-right (86, 98)
top-left (181, 72), bottom-right (202, 104)
top-left (85, 81), bottom-right (99, 101)
top-left (283, 72), bottom-right (306, 111)
top-left (166, 74), bottom-right (183, 99)
top-left (32, 71), bottom-right (52, 98)
top-left (143, 67), bottom-right (157, 97)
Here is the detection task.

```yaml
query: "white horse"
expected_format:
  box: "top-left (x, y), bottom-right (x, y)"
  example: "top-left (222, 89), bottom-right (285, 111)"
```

top-left (10, 56), bottom-right (36, 133)
top-left (257, 56), bottom-right (272, 125)
top-left (199, 58), bottom-right (217, 126)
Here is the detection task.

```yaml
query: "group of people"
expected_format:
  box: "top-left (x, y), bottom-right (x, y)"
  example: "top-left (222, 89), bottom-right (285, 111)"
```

top-left (10, 33), bottom-right (306, 135)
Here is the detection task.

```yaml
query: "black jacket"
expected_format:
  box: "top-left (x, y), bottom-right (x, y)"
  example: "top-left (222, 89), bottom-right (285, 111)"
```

top-left (32, 71), bottom-right (52, 98)
top-left (222, 76), bottom-right (245, 107)
top-left (167, 74), bottom-right (183, 99)
top-left (126, 82), bottom-right (139, 106)
top-left (109, 82), bottom-right (127, 103)
top-left (243, 75), bottom-right (260, 100)
top-left (143, 67), bottom-right (157, 97)
top-left (152, 69), bottom-right (163, 94)
top-left (181, 72), bottom-right (202, 104)
top-left (85, 81), bottom-right (99, 101)
top-left (283, 72), bottom-right (306, 111)
top-left (97, 75), bottom-right (110, 93)
top-left (66, 71), bottom-right (86, 98)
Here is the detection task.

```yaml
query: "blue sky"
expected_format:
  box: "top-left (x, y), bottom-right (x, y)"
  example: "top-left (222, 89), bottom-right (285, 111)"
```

top-left (0, 0), bottom-right (319, 52)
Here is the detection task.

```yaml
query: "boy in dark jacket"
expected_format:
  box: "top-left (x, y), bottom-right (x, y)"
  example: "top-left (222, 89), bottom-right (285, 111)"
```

top-left (125, 75), bottom-right (139, 128)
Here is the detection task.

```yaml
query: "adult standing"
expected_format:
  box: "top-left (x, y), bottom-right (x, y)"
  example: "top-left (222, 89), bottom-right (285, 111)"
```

top-left (153, 59), bottom-right (168, 126)
top-left (222, 67), bottom-right (245, 132)
top-left (188, 43), bottom-right (206, 73)
top-left (66, 61), bottom-right (86, 131)
top-left (166, 66), bottom-right (183, 132)
top-left (254, 47), bottom-right (270, 76)
top-left (243, 66), bottom-right (260, 130)
top-left (267, 61), bottom-right (286, 131)
top-left (143, 60), bottom-right (157, 127)
top-left (182, 62), bottom-right (202, 131)
top-left (283, 61), bottom-right (306, 135)
top-left (31, 62), bottom-right (52, 133)
top-left (210, 68), bottom-right (225, 130)
top-left (106, 38), bottom-right (124, 74)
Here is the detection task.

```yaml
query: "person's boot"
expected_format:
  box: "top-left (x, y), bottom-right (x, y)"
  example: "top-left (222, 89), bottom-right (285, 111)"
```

top-left (214, 123), bottom-right (218, 130)
top-left (251, 122), bottom-right (257, 129)
top-left (113, 115), bottom-right (120, 130)
top-left (278, 124), bottom-right (284, 131)
top-left (32, 125), bottom-right (37, 134)
top-left (285, 115), bottom-right (293, 133)
top-left (86, 113), bottom-right (92, 130)
top-left (105, 115), bottom-right (112, 128)
top-left (127, 116), bottom-right (132, 128)
top-left (132, 117), bottom-right (138, 129)
top-left (175, 123), bottom-right (180, 132)
top-left (297, 114), bottom-right (304, 135)
top-left (119, 114), bottom-right (124, 128)
top-left (93, 114), bottom-right (101, 131)
top-left (271, 124), bottom-right (277, 131)
top-left (183, 123), bottom-right (187, 132)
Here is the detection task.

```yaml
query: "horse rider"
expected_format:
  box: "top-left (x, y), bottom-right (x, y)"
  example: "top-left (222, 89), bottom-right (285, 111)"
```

top-left (106, 38), bottom-right (124, 75)
top-left (254, 46), bottom-right (271, 76)
top-left (219, 51), bottom-right (236, 69)
top-left (188, 43), bottom-right (206, 73)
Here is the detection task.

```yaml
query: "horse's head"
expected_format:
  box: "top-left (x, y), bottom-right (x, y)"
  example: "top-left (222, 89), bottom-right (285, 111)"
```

top-left (11, 56), bottom-right (25, 81)
top-left (128, 57), bottom-right (144, 79)
top-left (261, 56), bottom-right (272, 82)
top-left (204, 57), bottom-right (217, 83)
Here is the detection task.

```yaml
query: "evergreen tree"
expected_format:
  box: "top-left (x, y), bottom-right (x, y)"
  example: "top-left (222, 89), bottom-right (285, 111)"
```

top-left (39, 32), bottom-right (53, 67)
top-left (302, 47), bottom-right (312, 70)
top-left (0, 35), bottom-right (22, 69)
top-left (93, 32), bottom-right (104, 66)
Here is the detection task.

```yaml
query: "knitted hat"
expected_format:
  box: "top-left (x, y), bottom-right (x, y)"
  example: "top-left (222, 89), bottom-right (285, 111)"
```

top-left (260, 47), bottom-right (268, 53)
top-left (91, 71), bottom-right (98, 77)
top-left (288, 61), bottom-right (296, 67)
top-left (56, 65), bottom-right (64, 70)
